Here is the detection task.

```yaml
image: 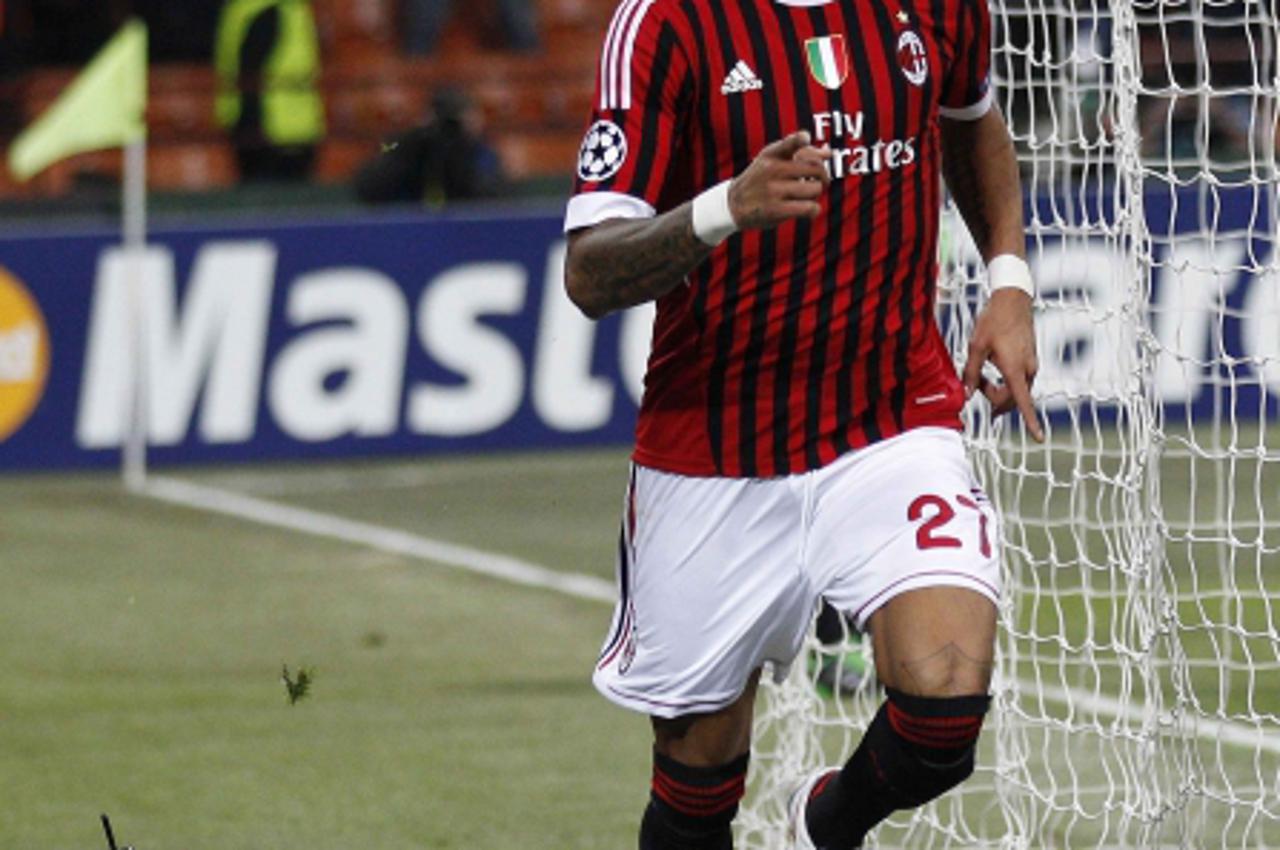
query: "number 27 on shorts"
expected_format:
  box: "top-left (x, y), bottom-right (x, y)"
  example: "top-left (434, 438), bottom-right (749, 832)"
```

top-left (908, 493), bottom-right (993, 558)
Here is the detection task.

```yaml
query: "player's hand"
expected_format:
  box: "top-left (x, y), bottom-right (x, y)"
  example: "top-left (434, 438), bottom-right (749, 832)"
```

top-left (728, 131), bottom-right (832, 230)
top-left (962, 288), bottom-right (1044, 442)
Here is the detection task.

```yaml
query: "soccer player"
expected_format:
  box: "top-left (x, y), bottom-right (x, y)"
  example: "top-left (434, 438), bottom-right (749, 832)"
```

top-left (563, 1), bottom-right (1041, 848)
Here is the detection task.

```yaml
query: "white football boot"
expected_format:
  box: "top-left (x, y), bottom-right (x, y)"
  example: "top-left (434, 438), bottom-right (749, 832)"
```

top-left (787, 768), bottom-right (839, 850)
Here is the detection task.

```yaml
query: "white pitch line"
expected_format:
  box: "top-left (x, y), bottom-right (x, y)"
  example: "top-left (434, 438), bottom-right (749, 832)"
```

top-left (196, 449), bottom-right (629, 497)
top-left (138, 475), bottom-right (1277, 756)
top-left (1032, 681), bottom-right (1280, 757)
top-left (138, 476), bottom-right (617, 604)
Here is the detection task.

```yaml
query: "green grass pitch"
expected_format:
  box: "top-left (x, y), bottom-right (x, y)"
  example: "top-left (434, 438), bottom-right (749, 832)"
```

top-left (1, 449), bottom-right (644, 849)
top-left (1, 437), bottom-right (1275, 847)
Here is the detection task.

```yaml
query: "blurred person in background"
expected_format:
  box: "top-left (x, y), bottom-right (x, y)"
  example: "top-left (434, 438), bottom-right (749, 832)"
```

top-left (401, 0), bottom-right (540, 55)
top-left (215, 0), bottom-right (325, 182)
top-left (354, 87), bottom-right (507, 205)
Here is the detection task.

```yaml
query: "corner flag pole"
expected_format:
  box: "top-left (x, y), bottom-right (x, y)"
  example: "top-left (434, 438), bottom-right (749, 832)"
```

top-left (121, 135), bottom-right (148, 491)
top-left (4, 19), bottom-right (148, 489)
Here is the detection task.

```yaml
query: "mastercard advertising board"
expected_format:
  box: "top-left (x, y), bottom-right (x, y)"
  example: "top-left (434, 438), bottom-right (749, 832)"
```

top-left (0, 209), bottom-right (651, 471)
top-left (0, 188), bottom-right (1275, 472)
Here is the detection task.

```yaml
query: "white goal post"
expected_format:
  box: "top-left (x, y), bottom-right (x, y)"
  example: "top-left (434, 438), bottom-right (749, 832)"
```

top-left (742, 2), bottom-right (1280, 847)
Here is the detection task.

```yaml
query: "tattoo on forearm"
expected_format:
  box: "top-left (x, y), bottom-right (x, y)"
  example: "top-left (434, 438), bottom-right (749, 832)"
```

top-left (574, 205), bottom-right (712, 313)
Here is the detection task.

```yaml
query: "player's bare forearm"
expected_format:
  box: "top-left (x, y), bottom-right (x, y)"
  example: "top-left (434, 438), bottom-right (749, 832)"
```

top-left (565, 131), bottom-right (831, 320)
top-left (944, 109), bottom-right (1044, 441)
top-left (940, 109), bottom-right (1024, 262)
top-left (564, 205), bottom-right (711, 319)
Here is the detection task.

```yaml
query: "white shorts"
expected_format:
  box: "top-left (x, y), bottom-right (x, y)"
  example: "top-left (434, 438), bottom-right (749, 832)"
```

top-left (593, 427), bottom-right (1000, 718)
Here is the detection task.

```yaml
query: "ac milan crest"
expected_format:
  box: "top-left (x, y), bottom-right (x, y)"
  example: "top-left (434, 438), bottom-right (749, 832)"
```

top-left (805, 34), bottom-right (850, 90)
top-left (897, 30), bottom-right (929, 86)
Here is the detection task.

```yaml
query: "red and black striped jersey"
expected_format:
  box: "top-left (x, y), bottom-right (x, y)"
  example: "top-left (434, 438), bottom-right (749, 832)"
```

top-left (565, 0), bottom-right (993, 478)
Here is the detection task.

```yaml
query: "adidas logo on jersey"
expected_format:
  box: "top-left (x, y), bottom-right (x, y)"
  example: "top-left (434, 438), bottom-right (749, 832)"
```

top-left (721, 61), bottom-right (764, 95)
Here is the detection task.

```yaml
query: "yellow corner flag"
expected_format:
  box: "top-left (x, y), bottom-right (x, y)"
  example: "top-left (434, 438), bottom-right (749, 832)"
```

top-left (7, 19), bottom-right (147, 182)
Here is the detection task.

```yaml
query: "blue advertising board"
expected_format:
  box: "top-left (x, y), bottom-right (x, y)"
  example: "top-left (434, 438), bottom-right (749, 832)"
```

top-left (0, 207), bottom-right (653, 470)
top-left (1019, 182), bottom-right (1277, 420)
top-left (0, 186), bottom-right (1275, 472)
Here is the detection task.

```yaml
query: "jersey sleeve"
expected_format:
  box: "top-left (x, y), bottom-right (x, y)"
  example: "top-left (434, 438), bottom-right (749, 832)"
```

top-left (564, 2), bottom-right (693, 233)
top-left (938, 0), bottom-right (994, 121)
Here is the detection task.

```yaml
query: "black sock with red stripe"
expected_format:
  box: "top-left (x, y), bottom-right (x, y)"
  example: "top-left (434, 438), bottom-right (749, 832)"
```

top-left (639, 750), bottom-right (749, 850)
top-left (805, 688), bottom-right (989, 849)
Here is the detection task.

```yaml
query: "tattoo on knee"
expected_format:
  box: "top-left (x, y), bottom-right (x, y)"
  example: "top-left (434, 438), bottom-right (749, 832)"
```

top-left (898, 641), bottom-right (993, 696)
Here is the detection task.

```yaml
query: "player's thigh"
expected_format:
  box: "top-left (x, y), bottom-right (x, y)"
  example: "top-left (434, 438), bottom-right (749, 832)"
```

top-left (809, 427), bottom-right (1000, 693)
top-left (866, 586), bottom-right (996, 696)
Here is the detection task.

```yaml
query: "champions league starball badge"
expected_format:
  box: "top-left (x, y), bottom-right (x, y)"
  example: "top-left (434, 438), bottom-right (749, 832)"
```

top-left (577, 120), bottom-right (628, 183)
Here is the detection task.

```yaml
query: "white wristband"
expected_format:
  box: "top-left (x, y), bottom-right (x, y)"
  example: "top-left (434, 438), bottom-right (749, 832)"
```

top-left (691, 180), bottom-right (738, 246)
top-left (987, 254), bottom-right (1034, 297)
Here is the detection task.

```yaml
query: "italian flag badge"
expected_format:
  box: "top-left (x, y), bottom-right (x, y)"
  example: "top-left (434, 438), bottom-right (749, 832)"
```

top-left (805, 34), bottom-right (850, 90)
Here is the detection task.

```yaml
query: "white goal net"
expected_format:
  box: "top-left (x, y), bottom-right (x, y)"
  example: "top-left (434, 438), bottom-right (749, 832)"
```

top-left (742, 2), bottom-right (1280, 847)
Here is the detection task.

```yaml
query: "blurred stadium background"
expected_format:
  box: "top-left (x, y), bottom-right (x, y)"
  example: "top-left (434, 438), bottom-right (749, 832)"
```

top-left (0, 0), bottom-right (601, 204)
top-left (1, 1), bottom-right (1277, 848)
